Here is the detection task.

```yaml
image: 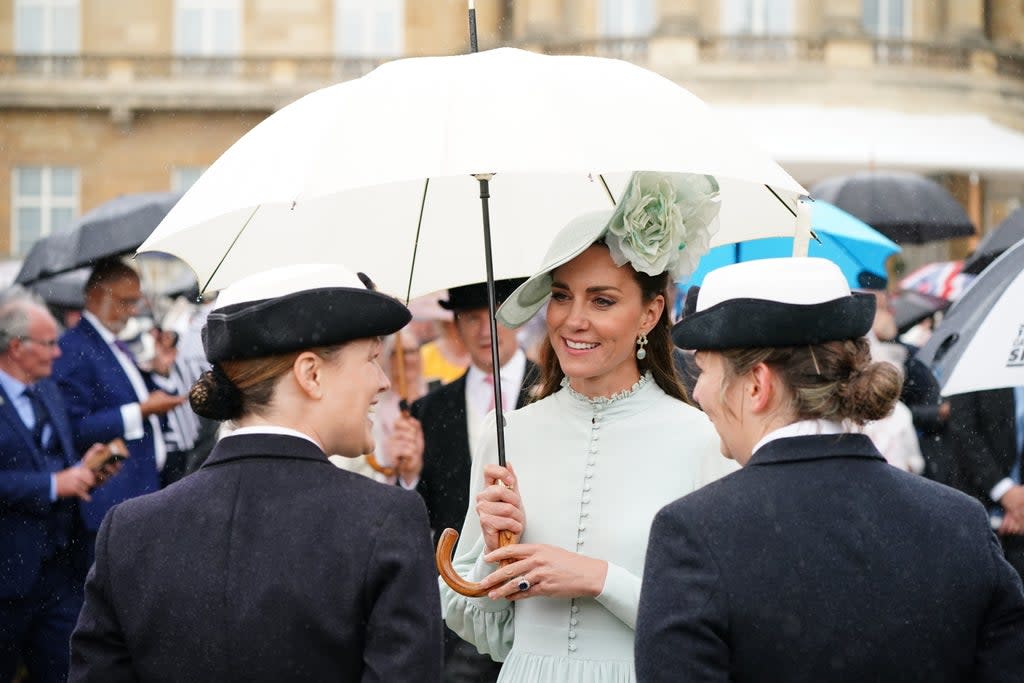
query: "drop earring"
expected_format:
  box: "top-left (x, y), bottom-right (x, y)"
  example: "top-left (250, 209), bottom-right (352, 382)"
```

top-left (636, 333), bottom-right (649, 360)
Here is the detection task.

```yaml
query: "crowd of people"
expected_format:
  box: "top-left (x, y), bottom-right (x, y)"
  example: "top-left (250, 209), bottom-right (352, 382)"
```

top-left (1, 170), bottom-right (1023, 682)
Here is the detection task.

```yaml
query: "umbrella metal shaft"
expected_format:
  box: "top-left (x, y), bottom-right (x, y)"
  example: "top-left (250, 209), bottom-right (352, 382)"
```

top-left (476, 174), bottom-right (508, 468)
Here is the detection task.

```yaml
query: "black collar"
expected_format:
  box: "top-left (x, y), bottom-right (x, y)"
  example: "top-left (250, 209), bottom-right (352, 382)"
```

top-left (748, 433), bottom-right (886, 467)
top-left (201, 433), bottom-right (330, 469)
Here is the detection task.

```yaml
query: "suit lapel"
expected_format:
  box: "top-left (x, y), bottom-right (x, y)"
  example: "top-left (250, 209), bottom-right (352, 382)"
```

top-left (0, 382), bottom-right (45, 469)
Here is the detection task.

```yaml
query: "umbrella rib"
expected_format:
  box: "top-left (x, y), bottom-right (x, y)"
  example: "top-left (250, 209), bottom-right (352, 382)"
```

top-left (598, 174), bottom-right (616, 205)
top-left (404, 178), bottom-right (430, 306)
top-left (201, 204), bottom-right (261, 294)
top-left (765, 184), bottom-right (798, 218)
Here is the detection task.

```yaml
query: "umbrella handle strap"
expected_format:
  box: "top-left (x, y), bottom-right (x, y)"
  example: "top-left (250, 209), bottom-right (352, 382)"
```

top-left (436, 528), bottom-right (516, 597)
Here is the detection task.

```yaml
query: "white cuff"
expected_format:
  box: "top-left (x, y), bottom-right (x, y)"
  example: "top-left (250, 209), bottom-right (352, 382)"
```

top-left (121, 403), bottom-right (145, 440)
top-left (50, 474), bottom-right (57, 502)
top-left (991, 478), bottom-right (1016, 504)
top-left (595, 561), bottom-right (641, 630)
top-left (399, 476), bottom-right (420, 490)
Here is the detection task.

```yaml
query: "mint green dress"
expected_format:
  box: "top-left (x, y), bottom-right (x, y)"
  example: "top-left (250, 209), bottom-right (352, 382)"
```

top-left (440, 374), bottom-right (737, 682)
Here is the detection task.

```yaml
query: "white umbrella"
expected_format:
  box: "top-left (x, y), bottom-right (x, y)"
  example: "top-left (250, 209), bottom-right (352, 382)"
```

top-left (917, 240), bottom-right (1024, 396)
top-left (138, 47), bottom-right (807, 299)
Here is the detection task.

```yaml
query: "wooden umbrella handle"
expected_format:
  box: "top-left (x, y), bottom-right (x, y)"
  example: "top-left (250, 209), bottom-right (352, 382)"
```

top-left (364, 452), bottom-right (395, 477)
top-left (437, 527), bottom-right (517, 597)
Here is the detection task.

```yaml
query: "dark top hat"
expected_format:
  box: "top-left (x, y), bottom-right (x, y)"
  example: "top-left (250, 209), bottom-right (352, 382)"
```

top-left (203, 264), bottom-right (410, 362)
top-left (438, 278), bottom-right (528, 312)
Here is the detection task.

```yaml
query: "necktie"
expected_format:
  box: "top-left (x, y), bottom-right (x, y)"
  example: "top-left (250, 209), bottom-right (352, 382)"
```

top-left (113, 339), bottom-right (136, 363)
top-left (23, 386), bottom-right (50, 448)
top-left (483, 374), bottom-right (507, 412)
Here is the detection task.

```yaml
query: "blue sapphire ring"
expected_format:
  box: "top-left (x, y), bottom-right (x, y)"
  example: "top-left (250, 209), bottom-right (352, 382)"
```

top-left (516, 576), bottom-right (530, 592)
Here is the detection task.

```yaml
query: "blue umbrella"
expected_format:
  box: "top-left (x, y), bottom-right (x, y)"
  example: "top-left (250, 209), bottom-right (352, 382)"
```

top-left (685, 200), bottom-right (900, 288)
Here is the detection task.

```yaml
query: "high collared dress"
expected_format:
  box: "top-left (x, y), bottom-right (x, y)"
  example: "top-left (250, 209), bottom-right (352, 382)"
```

top-left (441, 373), bottom-right (736, 682)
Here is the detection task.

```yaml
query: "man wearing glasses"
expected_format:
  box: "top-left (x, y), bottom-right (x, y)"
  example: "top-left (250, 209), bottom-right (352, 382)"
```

top-left (52, 259), bottom-right (185, 560)
top-left (0, 291), bottom-right (117, 683)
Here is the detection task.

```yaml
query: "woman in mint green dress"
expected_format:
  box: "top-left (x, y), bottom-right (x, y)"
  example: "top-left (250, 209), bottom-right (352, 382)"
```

top-left (440, 173), bottom-right (737, 682)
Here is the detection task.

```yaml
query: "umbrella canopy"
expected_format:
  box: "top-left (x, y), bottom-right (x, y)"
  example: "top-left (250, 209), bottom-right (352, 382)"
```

top-left (889, 289), bottom-right (950, 335)
top-left (962, 207), bottom-right (1024, 275)
top-left (684, 200), bottom-right (899, 288)
top-left (139, 48), bottom-right (807, 299)
top-left (899, 260), bottom-right (974, 301)
top-left (809, 171), bottom-right (975, 245)
top-left (28, 269), bottom-right (89, 309)
top-left (916, 241), bottom-right (1024, 396)
top-left (16, 191), bottom-right (184, 285)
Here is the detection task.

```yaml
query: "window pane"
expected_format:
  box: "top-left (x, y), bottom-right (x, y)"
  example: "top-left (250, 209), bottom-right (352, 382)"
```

top-left (52, 167), bottom-right (75, 196)
top-left (14, 5), bottom-right (45, 53)
top-left (373, 9), bottom-right (398, 54)
top-left (601, 0), bottom-right (625, 35)
top-left (863, 0), bottom-right (881, 34)
top-left (887, 0), bottom-right (905, 37)
top-left (17, 167), bottom-right (43, 197)
top-left (172, 166), bottom-right (205, 192)
top-left (212, 8), bottom-right (239, 54)
top-left (723, 0), bottom-right (755, 33)
top-left (17, 208), bottom-right (42, 252)
top-left (52, 5), bottom-right (80, 53)
top-left (177, 8), bottom-right (203, 53)
top-left (765, 0), bottom-right (793, 34)
top-left (338, 4), bottom-right (367, 55)
top-left (50, 207), bottom-right (75, 232)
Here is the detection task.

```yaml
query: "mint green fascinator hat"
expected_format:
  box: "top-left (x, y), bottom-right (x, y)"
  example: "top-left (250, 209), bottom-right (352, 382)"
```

top-left (497, 171), bottom-right (721, 328)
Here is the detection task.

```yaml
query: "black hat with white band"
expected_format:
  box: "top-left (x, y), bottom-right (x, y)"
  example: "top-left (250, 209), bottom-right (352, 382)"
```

top-left (672, 257), bottom-right (876, 350)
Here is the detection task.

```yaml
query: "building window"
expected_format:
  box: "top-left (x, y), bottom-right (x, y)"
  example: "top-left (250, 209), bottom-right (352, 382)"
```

top-left (14, 0), bottom-right (79, 54)
top-left (174, 0), bottom-right (241, 74)
top-left (14, 0), bottom-right (80, 74)
top-left (863, 0), bottom-right (910, 38)
top-left (722, 0), bottom-right (793, 35)
top-left (863, 0), bottom-right (911, 62)
top-left (11, 166), bottom-right (78, 257)
top-left (335, 0), bottom-right (404, 57)
top-left (598, 0), bottom-right (656, 37)
top-left (171, 167), bottom-right (206, 193)
top-left (721, 0), bottom-right (794, 60)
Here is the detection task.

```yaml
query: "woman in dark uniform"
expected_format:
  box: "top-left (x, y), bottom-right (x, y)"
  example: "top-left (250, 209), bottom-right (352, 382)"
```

top-left (636, 256), bottom-right (1024, 683)
top-left (70, 264), bottom-right (443, 682)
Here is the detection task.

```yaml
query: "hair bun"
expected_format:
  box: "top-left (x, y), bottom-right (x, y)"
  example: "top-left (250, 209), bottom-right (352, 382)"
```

top-left (842, 360), bottom-right (903, 424)
top-left (189, 366), bottom-right (244, 421)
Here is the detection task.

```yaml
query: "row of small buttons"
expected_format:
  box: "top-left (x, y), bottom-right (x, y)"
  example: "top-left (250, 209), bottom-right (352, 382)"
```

top-left (569, 405), bottom-right (603, 654)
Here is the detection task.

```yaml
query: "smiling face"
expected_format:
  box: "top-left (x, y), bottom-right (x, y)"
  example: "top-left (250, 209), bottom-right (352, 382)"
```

top-left (545, 245), bottom-right (663, 398)
top-left (315, 337), bottom-right (390, 457)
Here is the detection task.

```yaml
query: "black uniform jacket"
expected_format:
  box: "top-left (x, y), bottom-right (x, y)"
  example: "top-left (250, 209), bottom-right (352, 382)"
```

top-left (636, 433), bottom-right (1024, 683)
top-left (70, 433), bottom-right (443, 682)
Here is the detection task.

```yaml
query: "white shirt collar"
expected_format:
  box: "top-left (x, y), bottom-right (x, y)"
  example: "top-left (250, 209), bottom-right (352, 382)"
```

top-left (82, 310), bottom-right (117, 345)
top-left (751, 418), bottom-right (846, 455)
top-left (466, 348), bottom-right (527, 390)
top-left (227, 425), bottom-right (323, 450)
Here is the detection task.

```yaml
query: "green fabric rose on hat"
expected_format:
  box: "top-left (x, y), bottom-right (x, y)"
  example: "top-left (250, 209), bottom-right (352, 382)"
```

top-left (605, 171), bottom-right (721, 281)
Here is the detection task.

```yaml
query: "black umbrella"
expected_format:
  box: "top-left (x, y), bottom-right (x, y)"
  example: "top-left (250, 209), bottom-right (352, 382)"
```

top-left (889, 289), bottom-right (950, 335)
top-left (810, 171), bottom-right (975, 244)
top-left (29, 269), bottom-right (88, 309)
top-left (962, 207), bottom-right (1024, 275)
top-left (15, 191), bottom-right (184, 285)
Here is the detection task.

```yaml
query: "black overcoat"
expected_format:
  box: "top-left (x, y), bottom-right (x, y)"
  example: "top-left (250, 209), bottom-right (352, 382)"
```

top-left (70, 433), bottom-right (443, 682)
top-left (636, 433), bottom-right (1024, 683)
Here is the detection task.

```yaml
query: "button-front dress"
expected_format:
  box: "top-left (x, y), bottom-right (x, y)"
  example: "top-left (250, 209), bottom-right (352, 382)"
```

top-left (441, 373), bottom-right (737, 682)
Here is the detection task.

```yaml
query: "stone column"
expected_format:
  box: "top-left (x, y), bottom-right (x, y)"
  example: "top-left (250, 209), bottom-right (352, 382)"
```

top-left (655, 0), bottom-right (700, 35)
top-left (945, 0), bottom-right (985, 44)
